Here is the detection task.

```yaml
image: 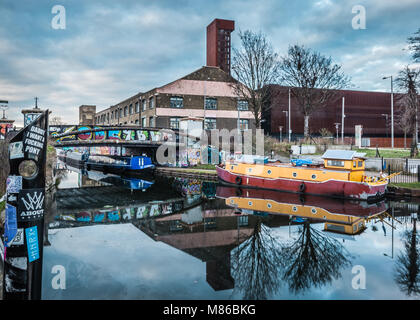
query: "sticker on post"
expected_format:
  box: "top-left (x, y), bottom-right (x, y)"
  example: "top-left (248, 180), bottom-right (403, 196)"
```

top-left (4, 257), bottom-right (28, 292)
top-left (6, 175), bottom-right (23, 194)
top-left (17, 189), bottom-right (45, 221)
top-left (11, 228), bottom-right (24, 246)
top-left (9, 141), bottom-right (24, 159)
top-left (23, 125), bottom-right (46, 158)
top-left (4, 204), bottom-right (18, 247)
top-left (25, 226), bottom-right (40, 263)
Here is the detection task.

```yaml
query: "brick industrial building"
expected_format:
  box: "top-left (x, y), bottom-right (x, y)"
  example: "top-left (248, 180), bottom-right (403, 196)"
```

top-left (265, 86), bottom-right (416, 148)
top-left (88, 18), bottom-right (255, 131)
top-left (80, 18), bottom-right (416, 148)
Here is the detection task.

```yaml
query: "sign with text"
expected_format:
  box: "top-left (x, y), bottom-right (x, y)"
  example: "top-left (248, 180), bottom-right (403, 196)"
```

top-left (17, 188), bottom-right (45, 221)
top-left (25, 226), bottom-right (40, 263)
top-left (23, 125), bottom-right (46, 159)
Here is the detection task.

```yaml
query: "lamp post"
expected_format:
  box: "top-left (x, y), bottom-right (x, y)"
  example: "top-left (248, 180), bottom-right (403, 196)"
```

top-left (283, 110), bottom-right (288, 141)
top-left (334, 123), bottom-right (340, 144)
top-left (0, 102), bottom-right (8, 119)
top-left (279, 126), bottom-right (283, 142)
top-left (382, 76), bottom-right (394, 148)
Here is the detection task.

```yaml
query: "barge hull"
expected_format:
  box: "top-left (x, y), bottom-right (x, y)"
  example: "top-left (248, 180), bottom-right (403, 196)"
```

top-left (216, 166), bottom-right (386, 201)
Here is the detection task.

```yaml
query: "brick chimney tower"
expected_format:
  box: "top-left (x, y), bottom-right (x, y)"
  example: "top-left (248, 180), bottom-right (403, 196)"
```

top-left (206, 19), bottom-right (235, 74)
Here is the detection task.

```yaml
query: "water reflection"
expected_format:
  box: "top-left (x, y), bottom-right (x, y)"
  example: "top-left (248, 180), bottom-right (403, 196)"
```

top-left (231, 216), bottom-right (283, 299)
top-left (280, 222), bottom-right (351, 295)
top-left (394, 218), bottom-right (420, 296)
top-left (42, 165), bottom-right (420, 299)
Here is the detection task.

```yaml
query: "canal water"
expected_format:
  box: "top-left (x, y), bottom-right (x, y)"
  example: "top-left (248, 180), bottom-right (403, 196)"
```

top-left (41, 162), bottom-right (420, 300)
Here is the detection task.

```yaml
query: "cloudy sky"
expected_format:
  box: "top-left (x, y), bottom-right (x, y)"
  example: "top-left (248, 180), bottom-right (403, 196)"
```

top-left (0, 0), bottom-right (419, 125)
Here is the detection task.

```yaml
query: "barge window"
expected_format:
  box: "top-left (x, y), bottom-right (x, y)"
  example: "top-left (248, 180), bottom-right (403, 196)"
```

top-left (248, 201), bottom-right (253, 206)
top-left (326, 224), bottom-right (345, 233)
top-left (358, 161), bottom-right (363, 167)
top-left (267, 202), bottom-right (272, 209)
top-left (267, 169), bottom-right (272, 174)
top-left (311, 208), bottom-right (317, 214)
top-left (327, 160), bottom-right (344, 167)
top-left (353, 161), bottom-right (357, 167)
top-left (293, 172), bottom-right (297, 177)
top-left (292, 206), bottom-right (298, 212)
top-left (311, 174), bottom-right (317, 179)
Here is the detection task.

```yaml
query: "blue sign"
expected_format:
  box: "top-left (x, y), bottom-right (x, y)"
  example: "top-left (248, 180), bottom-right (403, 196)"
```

top-left (25, 226), bottom-right (40, 262)
top-left (5, 204), bottom-right (18, 247)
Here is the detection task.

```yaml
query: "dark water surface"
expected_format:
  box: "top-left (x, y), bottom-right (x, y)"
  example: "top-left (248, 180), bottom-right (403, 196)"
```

top-left (41, 165), bottom-right (420, 300)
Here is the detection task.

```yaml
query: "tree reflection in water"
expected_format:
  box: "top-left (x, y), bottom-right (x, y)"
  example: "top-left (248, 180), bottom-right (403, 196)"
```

top-left (280, 221), bottom-right (352, 295)
top-left (394, 220), bottom-right (420, 296)
top-left (231, 217), bottom-right (283, 300)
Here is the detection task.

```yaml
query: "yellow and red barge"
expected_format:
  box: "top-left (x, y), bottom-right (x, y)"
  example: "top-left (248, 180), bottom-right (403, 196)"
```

top-left (216, 150), bottom-right (389, 201)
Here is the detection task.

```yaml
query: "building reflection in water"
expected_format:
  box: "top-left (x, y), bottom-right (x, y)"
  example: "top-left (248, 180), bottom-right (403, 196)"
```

top-left (47, 165), bottom-right (420, 299)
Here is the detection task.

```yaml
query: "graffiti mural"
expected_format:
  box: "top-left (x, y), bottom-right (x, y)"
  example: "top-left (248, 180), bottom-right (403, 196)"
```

top-left (0, 123), bottom-right (13, 139)
top-left (53, 200), bottom-right (184, 226)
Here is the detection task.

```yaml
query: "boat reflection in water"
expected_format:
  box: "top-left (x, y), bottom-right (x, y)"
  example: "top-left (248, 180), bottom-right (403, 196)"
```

top-left (44, 167), bottom-right (417, 299)
top-left (216, 186), bottom-right (395, 298)
top-left (217, 186), bottom-right (389, 237)
top-left (58, 160), bottom-right (154, 191)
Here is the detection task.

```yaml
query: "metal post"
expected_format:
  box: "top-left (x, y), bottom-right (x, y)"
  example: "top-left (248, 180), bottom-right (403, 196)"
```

top-left (334, 123), bottom-right (340, 144)
top-left (288, 88), bottom-right (292, 142)
top-left (391, 76), bottom-right (394, 149)
top-left (3, 110), bottom-right (48, 300)
top-left (341, 97), bottom-right (345, 144)
top-left (418, 165), bottom-right (420, 182)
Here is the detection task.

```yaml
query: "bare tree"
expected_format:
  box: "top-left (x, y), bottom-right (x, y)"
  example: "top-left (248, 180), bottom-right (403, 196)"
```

top-left (395, 66), bottom-right (420, 157)
top-left (408, 28), bottom-right (420, 62)
top-left (394, 96), bottom-right (414, 149)
top-left (394, 220), bottom-right (420, 296)
top-left (231, 217), bottom-right (283, 299)
top-left (280, 222), bottom-right (351, 294)
top-left (50, 116), bottom-right (64, 125)
top-left (231, 30), bottom-right (281, 129)
top-left (279, 45), bottom-right (351, 138)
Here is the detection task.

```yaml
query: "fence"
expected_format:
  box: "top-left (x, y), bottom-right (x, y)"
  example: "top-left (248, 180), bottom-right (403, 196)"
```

top-left (384, 158), bottom-right (420, 184)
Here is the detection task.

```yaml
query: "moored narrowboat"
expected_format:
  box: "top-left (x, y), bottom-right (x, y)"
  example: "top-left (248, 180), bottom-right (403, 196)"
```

top-left (86, 155), bottom-right (155, 175)
top-left (216, 150), bottom-right (391, 201)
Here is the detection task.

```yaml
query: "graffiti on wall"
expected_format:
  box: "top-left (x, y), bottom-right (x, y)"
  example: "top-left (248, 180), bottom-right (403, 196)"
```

top-left (0, 123), bottom-right (13, 140)
top-left (53, 126), bottom-right (173, 143)
top-left (53, 200), bottom-right (185, 225)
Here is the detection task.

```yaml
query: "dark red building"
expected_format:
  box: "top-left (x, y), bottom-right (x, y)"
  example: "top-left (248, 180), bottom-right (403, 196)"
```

top-left (206, 19), bottom-right (235, 75)
top-left (264, 85), bottom-right (415, 147)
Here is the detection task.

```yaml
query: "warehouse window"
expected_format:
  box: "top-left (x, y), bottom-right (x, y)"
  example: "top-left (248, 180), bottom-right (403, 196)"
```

top-left (170, 96), bottom-right (183, 108)
top-left (237, 100), bottom-right (249, 111)
top-left (204, 118), bottom-right (217, 129)
top-left (205, 97), bottom-right (217, 110)
top-left (170, 118), bottom-right (180, 129)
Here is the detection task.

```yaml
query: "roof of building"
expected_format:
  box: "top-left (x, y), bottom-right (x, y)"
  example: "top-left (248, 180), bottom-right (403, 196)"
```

top-left (322, 150), bottom-right (357, 160)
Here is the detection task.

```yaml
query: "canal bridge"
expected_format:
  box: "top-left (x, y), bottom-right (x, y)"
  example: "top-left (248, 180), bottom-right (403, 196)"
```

top-left (50, 125), bottom-right (204, 164)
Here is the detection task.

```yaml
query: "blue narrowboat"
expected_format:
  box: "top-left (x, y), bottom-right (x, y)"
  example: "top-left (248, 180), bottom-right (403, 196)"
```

top-left (86, 155), bottom-right (155, 175)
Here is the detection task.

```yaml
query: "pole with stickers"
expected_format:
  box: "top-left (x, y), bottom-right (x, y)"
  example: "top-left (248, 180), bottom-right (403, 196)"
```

top-left (3, 110), bottom-right (48, 300)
